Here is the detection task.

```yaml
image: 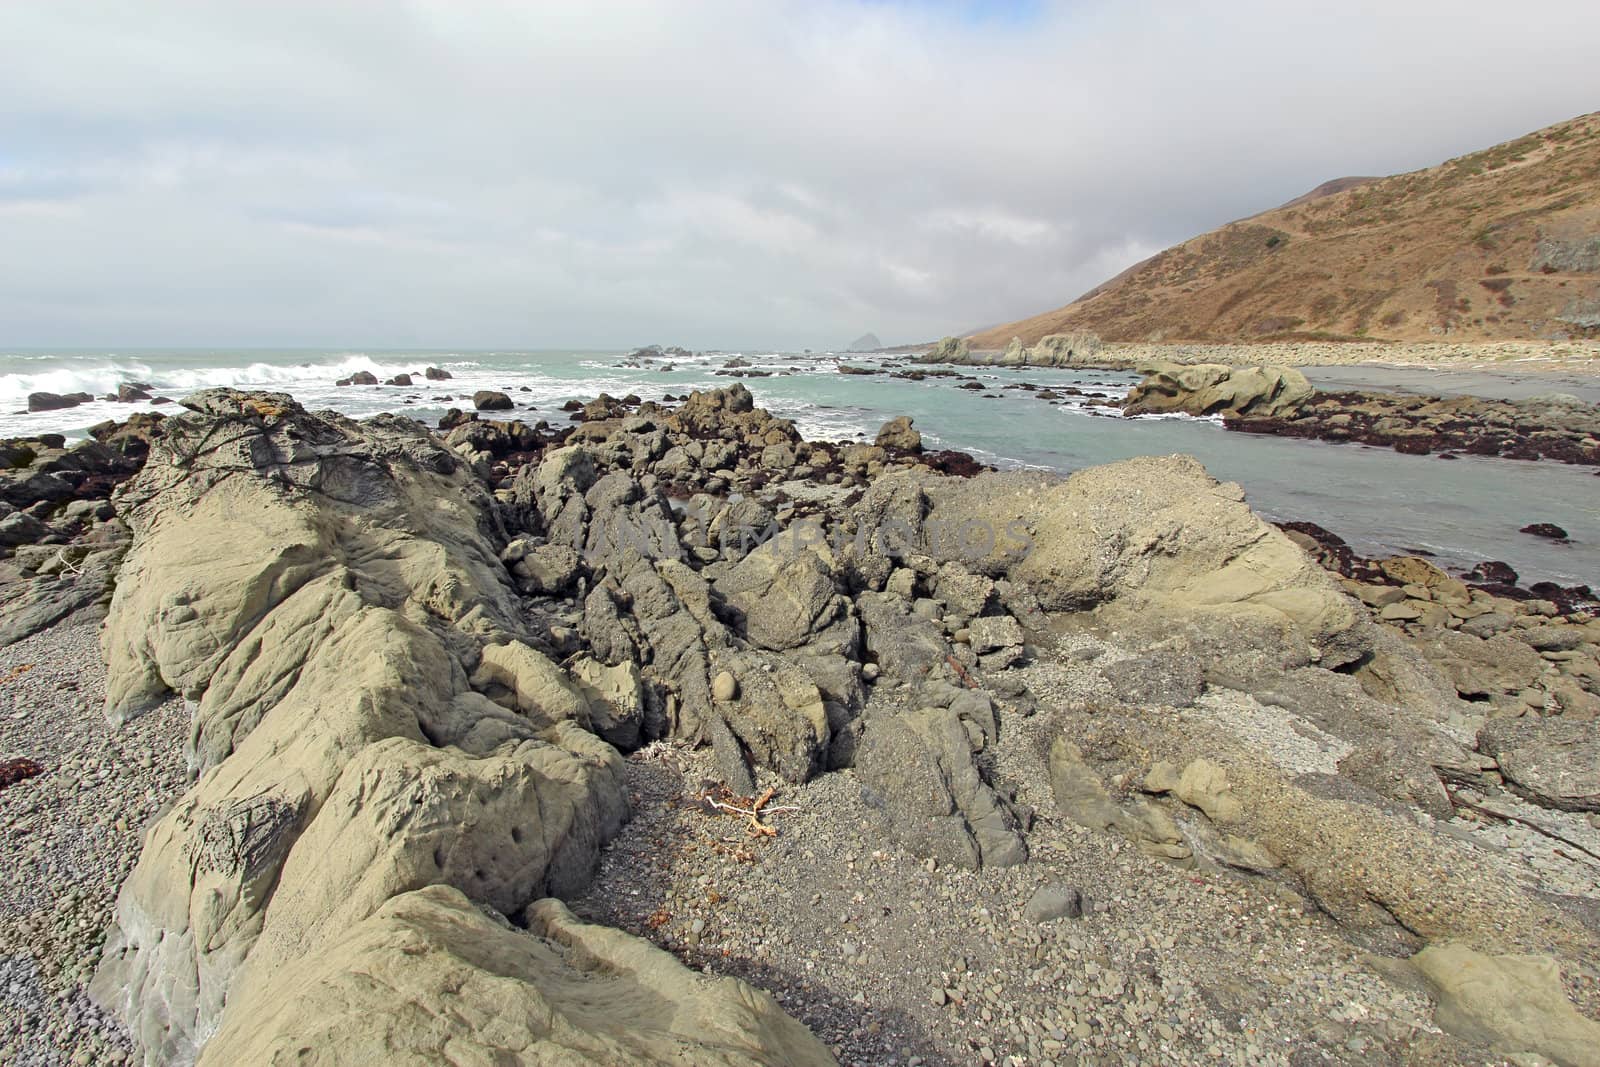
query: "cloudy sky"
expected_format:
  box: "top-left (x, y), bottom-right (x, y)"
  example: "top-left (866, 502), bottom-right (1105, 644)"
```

top-left (2, 1), bottom-right (1597, 350)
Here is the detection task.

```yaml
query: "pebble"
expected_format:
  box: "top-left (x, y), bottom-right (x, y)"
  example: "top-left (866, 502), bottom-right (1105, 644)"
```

top-left (1, 615), bottom-right (189, 1063)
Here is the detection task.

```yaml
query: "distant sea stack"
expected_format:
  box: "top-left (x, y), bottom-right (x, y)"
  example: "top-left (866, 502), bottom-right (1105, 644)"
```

top-left (846, 332), bottom-right (882, 351)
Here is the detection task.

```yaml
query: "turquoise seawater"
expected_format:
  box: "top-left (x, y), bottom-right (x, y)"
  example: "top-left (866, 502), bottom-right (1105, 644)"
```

top-left (2, 346), bottom-right (1595, 587)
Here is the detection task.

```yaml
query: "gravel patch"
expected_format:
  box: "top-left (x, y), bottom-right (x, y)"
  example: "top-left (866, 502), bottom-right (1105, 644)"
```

top-left (571, 739), bottom-right (1477, 1066)
top-left (1181, 692), bottom-right (1353, 777)
top-left (0, 612), bottom-right (188, 1066)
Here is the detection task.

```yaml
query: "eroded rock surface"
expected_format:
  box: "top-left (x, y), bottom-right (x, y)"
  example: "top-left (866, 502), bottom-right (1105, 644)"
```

top-left (46, 381), bottom-right (1599, 1065)
top-left (85, 390), bottom-right (826, 1066)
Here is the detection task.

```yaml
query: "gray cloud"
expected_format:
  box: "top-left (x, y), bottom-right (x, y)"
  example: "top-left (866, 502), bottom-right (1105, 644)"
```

top-left (2, 0), bottom-right (1597, 349)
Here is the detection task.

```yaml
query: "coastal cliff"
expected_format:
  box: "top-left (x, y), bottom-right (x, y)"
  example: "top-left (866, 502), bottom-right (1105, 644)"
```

top-left (971, 111), bottom-right (1600, 347)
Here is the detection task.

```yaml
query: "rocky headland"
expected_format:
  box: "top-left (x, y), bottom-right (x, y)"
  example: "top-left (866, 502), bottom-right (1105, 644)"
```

top-left (2, 384), bottom-right (1600, 1065)
top-left (965, 112), bottom-right (1600, 348)
top-left (1118, 362), bottom-right (1600, 467)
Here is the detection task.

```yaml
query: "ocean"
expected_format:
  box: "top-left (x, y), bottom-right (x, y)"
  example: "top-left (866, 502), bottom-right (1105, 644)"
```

top-left (3, 346), bottom-right (1596, 587)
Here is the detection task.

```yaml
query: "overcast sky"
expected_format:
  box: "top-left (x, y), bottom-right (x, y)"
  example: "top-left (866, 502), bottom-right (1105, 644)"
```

top-left (2, 1), bottom-right (1597, 350)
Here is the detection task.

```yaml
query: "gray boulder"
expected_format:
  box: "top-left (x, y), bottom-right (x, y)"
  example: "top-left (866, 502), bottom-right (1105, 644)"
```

top-left (473, 390), bottom-right (514, 411)
top-left (858, 591), bottom-right (949, 680)
top-left (510, 542), bottom-right (584, 597)
top-left (710, 650), bottom-right (831, 783)
top-left (714, 525), bottom-right (855, 654)
top-left (1023, 884), bottom-right (1083, 924)
top-left (0, 509), bottom-right (49, 547)
top-left (27, 390), bottom-right (93, 412)
top-left (855, 705), bottom-right (1028, 869)
top-left (1478, 716), bottom-right (1600, 811)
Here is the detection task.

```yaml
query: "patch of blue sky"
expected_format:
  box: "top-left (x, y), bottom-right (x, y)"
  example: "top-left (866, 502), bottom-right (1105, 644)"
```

top-left (858, 0), bottom-right (1046, 27)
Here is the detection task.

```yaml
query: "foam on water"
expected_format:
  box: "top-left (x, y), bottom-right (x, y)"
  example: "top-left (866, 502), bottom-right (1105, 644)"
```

top-left (1, 347), bottom-right (1596, 587)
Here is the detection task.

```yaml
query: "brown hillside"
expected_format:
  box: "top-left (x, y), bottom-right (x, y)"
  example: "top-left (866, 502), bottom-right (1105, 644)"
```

top-left (971, 112), bottom-right (1600, 347)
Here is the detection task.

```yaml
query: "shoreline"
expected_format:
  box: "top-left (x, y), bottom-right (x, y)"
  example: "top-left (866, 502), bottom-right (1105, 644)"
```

top-left (928, 339), bottom-right (1600, 375)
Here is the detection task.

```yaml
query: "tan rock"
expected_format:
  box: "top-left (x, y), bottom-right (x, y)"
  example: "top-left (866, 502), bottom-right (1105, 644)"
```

top-left (1123, 363), bottom-right (1312, 418)
top-left (1413, 942), bottom-right (1600, 1067)
top-left (472, 641), bottom-right (594, 731)
top-left (200, 886), bottom-right (836, 1067)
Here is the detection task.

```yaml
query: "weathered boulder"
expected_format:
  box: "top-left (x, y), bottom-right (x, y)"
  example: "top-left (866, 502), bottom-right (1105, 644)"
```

top-left (1410, 627), bottom-right (1547, 702)
top-left (569, 656), bottom-right (646, 750)
top-left (473, 389), bottom-right (514, 411)
top-left (99, 392), bottom-right (513, 731)
top-left (714, 524), bottom-right (856, 654)
top-left (874, 415), bottom-right (922, 451)
top-left (857, 591), bottom-right (949, 680)
top-left (1022, 884), bottom-right (1083, 924)
top-left (508, 541), bottom-right (584, 596)
top-left (895, 458), bottom-right (1363, 663)
top-left (934, 562), bottom-right (997, 618)
top-left (1028, 332), bottom-right (1103, 366)
top-left (471, 641), bottom-right (595, 732)
top-left (856, 705), bottom-right (1028, 869)
top-left (221, 729), bottom-right (627, 992)
top-left (0, 509), bottom-right (48, 546)
top-left (86, 391), bottom-right (657, 1063)
top-left (918, 336), bottom-right (970, 364)
top-left (710, 649), bottom-right (831, 783)
top-left (0, 467), bottom-right (76, 508)
top-left (199, 886), bottom-right (836, 1067)
top-left (27, 390), bottom-right (94, 412)
top-left (423, 366), bottom-right (452, 380)
top-left (1048, 739), bottom-right (1193, 863)
top-left (525, 453), bottom-right (683, 571)
top-left (1412, 942), bottom-right (1600, 1067)
top-left (1478, 716), bottom-right (1600, 811)
top-left (0, 536), bottom-right (129, 648)
top-left (1124, 363), bottom-right (1312, 419)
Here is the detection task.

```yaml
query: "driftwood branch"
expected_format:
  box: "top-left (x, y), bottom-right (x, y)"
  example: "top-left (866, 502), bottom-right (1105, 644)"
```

top-left (945, 655), bottom-right (978, 689)
top-left (697, 783), bottom-right (800, 837)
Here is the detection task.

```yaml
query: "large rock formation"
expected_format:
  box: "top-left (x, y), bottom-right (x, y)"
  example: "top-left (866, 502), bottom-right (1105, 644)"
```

top-left (855, 456), bottom-right (1362, 663)
top-left (917, 336), bottom-right (970, 364)
top-left (198, 886), bottom-right (836, 1066)
top-left (1123, 362), bottom-right (1313, 419)
top-left (87, 390), bottom-right (827, 1065)
top-left (62, 381), bottom-right (1599, 1064)
top-left (1229, 387), bottom-right (1600, 465)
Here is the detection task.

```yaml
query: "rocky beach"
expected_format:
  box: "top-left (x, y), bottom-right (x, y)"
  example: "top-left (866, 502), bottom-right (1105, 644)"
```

top-left (2, 374), bottom-right (1599, 1065)
top-left (7, 5), bottom-right (1600, 1063)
